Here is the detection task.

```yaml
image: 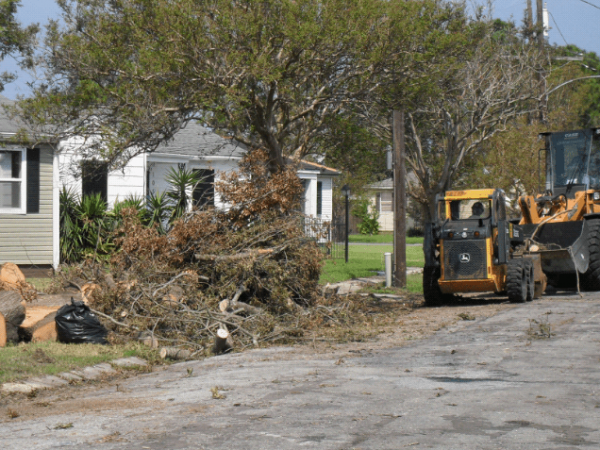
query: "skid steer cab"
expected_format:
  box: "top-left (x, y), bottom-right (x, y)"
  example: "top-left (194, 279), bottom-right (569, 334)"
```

top-left (423, 188), bottom-right (545, 306)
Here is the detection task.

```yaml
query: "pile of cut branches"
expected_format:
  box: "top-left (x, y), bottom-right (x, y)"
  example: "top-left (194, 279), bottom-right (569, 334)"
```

top-left (55, 151), bottom-right (344, 355)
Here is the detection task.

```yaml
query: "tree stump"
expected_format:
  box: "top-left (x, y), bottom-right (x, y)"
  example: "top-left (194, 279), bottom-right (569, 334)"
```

top-left (212, 328), bottom-right (233, 354)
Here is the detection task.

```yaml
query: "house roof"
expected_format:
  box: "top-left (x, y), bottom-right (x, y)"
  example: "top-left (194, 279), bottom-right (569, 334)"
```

top-left (367, 173), bottom-right (419, 190)
top-left (0, 94), bottom-right (21, 135)
top-left (0, 94), bottom-right (58, 144)
top-left (152, 120), bottom-right (247, 159)
top-left (153, 121), bottom-right (341, 175)
top-left (296, 159), bottom-right (341, 176)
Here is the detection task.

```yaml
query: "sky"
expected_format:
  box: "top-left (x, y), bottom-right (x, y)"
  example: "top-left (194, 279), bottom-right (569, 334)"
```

top-left (2, 0), bottom-right (600, 99)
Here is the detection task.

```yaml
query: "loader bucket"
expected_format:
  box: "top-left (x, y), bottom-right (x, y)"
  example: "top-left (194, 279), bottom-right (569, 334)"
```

top-left (521, 221), bottom-right (591, 285)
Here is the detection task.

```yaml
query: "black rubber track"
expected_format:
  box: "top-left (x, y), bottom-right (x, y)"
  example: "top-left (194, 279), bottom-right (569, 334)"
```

top-left (506, 259), bottom-right (527, 303)
top-left (581, 219), bottom-right (600, 291)
top-left (423, 266), bottom-right (454, 307)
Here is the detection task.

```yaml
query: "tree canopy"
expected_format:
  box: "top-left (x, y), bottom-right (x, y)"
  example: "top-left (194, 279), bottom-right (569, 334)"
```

top-left (17, 0), bottom-right (454, 170)
top-left (0, 0), bottom-right (38, 92)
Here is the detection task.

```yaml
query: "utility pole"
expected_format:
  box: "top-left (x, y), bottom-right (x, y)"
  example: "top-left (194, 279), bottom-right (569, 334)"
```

top-left (525, 0), bottom-right (533, 41)
top-left (392, 110), bottom-right (406, 288)
top-left (536, 0), bottom-right (548, 124)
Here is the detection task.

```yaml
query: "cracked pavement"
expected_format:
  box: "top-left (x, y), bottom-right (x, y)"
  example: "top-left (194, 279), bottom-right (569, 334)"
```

top-left (3, 292), bottom-right (600, 449)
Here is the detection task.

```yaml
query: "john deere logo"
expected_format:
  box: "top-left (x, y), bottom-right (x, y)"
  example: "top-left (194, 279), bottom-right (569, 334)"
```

top-left (459, 253), bottom-right (471, 263)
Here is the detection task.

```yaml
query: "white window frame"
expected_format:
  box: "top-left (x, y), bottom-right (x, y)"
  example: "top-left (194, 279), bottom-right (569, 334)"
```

top-left (379, 191), bottom-right (393, 213)
top-left (0, 149), bottom-right (27, 215)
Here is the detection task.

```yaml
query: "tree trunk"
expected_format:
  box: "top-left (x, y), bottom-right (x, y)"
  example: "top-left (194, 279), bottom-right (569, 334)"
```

top-left (0, 291), bottom-right (25, 342)
top-left (159, 347), bottom-right (192, 360)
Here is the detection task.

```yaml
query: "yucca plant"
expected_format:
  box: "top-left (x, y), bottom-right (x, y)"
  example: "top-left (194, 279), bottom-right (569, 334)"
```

top-left (59, 187), bottom-right (84, 263)
top-left (146, 190), bottom-right (171, 233)
top-left (112, 195), bottom-right (147, 226)
top-left (165, 166), bottom-right (201, 224)
top-left (78, 193), bottom-right (114, 260)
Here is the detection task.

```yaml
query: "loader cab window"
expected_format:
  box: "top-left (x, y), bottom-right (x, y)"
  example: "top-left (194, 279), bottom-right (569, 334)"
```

top-left (550, 130), bottom-right (591, 188)
top-left (448, 199), bottom-right (491, 221)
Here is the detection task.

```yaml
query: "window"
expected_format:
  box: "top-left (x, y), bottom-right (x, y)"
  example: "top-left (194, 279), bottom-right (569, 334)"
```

top-left (82, 160), bottom-right (108, 202)
top-left (0, 150), bottom-right (26, 213)
top-left (192, 169), bottom-right (215, 208)
top-left (378, 191), bottom-right (393, 212)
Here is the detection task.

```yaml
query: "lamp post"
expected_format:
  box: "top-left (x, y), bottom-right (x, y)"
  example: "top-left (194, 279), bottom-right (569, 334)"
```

top-left (341, 184), bottom-right (351, 263)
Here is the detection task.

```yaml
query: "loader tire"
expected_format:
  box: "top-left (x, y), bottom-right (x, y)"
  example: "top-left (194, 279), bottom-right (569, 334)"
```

top-left (506, 259), bottom-right (527, 303)
top-left (524, 260), bottom-right (534, 302)
top-left (581, 219), bottom-right (600, 291)
top-left (423, 266), bottom-right (453, 307)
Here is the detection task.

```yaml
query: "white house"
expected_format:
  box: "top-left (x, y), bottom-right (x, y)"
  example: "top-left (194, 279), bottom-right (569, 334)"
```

top-left (366, 177), bottom-right (418, 232)
top-left (58, 121), bottom-right (339, 221)
top-left (0, 95), bottom-right (340, 270)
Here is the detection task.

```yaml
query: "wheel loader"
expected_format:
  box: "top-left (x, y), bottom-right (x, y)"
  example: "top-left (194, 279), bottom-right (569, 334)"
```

top-left (423, 188), bottom-right (546, 306)
top-left (517, 128), bottom-right (600, 290)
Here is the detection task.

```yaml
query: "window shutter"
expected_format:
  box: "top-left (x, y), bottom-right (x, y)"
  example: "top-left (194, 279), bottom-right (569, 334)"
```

top-left (316, 181), bottom-right (323, 216)
top-left (27, 148), bottom-right (40, 214)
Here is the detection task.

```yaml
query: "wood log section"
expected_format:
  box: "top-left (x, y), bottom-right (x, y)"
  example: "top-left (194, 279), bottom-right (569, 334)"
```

top-left (212, 328), bottom-right (233, 355)
top-left (159, 347), bottom-right (192, 360)
top-left (0, 312), bottom-right (6, 347)
top-left (218, 286), bottom-right (263, 316)
top-left (18, 306), bottom-right (60, 343)
top-left (0, 290), bottom-right (25, 344)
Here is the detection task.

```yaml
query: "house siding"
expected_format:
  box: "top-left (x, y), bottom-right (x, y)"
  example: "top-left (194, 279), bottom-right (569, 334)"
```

top-left (0, 146), bottom-right (54, 265)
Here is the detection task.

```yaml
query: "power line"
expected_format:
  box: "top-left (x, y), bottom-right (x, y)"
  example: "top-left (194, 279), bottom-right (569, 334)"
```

top-left (579, 0), bottom-right (600, 11)
top-left (548, 11), bottom-right (569, 47)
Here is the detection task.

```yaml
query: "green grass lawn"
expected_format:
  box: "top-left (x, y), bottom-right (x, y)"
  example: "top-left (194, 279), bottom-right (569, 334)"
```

top-left (0, 342), bottom-right (160, 384)
top-left (348, 234), bottom-right (424, 244)
top-left (320, 243), bottom-right (424, 284)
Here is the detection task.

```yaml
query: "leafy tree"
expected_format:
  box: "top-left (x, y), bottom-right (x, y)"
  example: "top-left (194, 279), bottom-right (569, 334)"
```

top-left (0, 0), bottom-right (38, 92)
top-left (359, 12), bottom-right (541, 220)
top-left (17, 0), bottom-right (475, 172)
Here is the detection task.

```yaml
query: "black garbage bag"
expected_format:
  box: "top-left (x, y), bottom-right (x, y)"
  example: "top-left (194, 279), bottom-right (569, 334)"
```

top-left (55, 298), bottom-right (108, 345)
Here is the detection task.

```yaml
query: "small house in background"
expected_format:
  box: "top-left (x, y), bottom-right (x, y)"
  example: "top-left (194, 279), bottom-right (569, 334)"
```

top-left (59, 120), bottom-right (339, 224)
top-left (0, 94), bottom-right (60, 269)
top-left (366, 176), bottom-right (419, 233)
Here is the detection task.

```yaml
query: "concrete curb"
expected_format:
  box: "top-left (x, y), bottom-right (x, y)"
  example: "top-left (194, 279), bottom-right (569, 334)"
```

top-left (0, 356), bottom-right (148, 395)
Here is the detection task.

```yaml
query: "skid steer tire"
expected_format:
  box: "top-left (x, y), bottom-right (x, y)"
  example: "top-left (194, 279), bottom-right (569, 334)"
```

top-left (581, 219), bottom-right (600, 291)
top-left (507, 259), bottom-right (527, 303)
top-left (423, 266), bottom-right (453, 307)
top-left (524, 260), bottom-right (534, 302)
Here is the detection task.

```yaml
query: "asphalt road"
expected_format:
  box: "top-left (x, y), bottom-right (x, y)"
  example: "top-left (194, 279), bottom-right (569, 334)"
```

top-left (4, 292), bottom-right (600, 449)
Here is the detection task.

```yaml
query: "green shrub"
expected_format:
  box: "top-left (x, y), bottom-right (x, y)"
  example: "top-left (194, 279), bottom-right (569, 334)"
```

top-left (352, 199), bottom-right (380, 235)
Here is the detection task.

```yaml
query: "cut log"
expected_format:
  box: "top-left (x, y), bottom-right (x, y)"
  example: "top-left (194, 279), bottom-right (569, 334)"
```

top-left (0, 312), bottom-right (6, 347)
top-left (0, 290), bottom-right (25, 330)
top-left (137, 331), bottom-right (159, 348)
top-left (0, 262), bottom-right (26, 288)
top-left (159, 347), bottom-right (192, 360)
top-left (212, 328), bottom-right (233, 355)
top-left (18, 306), bottom-right (60, 342)
top-left (31, 319), bottom-right (58, 343)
